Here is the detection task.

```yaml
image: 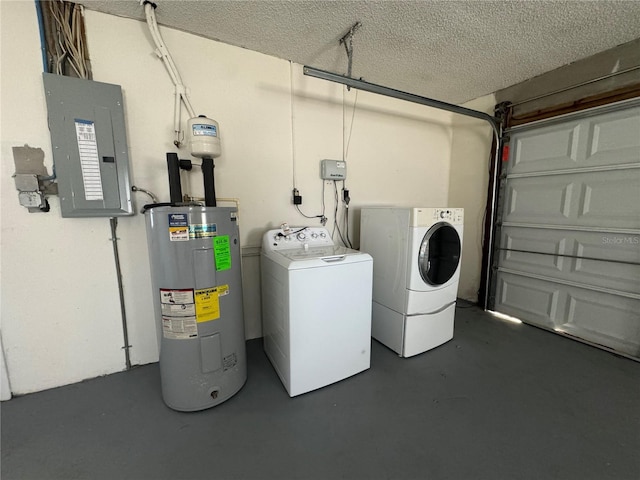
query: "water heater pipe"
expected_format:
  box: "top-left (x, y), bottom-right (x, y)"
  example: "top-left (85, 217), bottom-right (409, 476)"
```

top-left (302, 66), bottom-right (502, 310)
top-left (131, 185), bottom-right (159, 204)
top-left (166, 152), bottom-right (183, 204)
top-left (201, 157), bottom-right (217, 207)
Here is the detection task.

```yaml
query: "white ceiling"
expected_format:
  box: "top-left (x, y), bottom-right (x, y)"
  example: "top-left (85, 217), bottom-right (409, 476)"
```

top-left (82, 0), bottom-right (640, 104)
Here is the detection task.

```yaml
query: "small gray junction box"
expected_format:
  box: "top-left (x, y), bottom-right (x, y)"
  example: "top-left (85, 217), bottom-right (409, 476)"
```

top-left (320, 159), bottom-right (347, 180)
top-left (43, 73), bottom-right (134, 218)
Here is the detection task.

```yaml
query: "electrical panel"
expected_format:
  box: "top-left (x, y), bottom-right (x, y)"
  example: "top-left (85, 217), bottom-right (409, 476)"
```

top-left (320, 159), bottom-right (347, 180)
top-left (43, 73), bottom-right (134, 218)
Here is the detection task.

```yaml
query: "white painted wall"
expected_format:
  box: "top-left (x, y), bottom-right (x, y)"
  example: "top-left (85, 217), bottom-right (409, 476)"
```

top-left (448, 95), bottom-right (496, 302)
top-left (1, 4), bottom-right (454, 395)
top-left (1, 2), bottom-right (127, 395)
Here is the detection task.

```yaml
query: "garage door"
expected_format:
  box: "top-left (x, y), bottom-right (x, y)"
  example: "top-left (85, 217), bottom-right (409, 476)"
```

top-left (493, 99), bottom-right (640, 358)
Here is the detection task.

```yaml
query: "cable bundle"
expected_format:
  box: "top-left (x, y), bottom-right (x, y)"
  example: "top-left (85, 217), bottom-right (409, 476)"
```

top-left (43, 0), bottom-right (91, 79)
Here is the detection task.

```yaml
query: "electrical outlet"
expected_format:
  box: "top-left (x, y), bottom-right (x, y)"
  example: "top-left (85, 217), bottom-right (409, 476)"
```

top-left (292, 188), bottom-right (302, 205)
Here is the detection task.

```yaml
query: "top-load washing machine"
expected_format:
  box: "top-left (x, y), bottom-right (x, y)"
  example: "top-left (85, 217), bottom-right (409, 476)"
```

top-left (360, 207), bottom-right (463, 357)
top-left (261, 226), bottom-right (373, 396)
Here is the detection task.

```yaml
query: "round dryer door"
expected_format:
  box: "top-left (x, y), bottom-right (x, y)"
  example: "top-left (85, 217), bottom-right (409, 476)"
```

top-left (418, 222), bottom-right (461, 286)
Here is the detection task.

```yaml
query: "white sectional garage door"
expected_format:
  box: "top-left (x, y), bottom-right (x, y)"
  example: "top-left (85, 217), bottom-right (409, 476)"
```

top-left (494, 100), bottom-right (640, 358)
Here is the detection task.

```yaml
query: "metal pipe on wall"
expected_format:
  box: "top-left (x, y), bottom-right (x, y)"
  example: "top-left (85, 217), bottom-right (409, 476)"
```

top-left (110, 217), bottom-right (132, 370)
top-left (302, 66), bottom-right (501, 310)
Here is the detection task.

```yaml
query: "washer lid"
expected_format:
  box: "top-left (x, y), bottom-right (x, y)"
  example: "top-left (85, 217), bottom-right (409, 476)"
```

top-left (418, 222), bottom-right (461, 286)
top-left (278, 245), bottom-right (354, 261)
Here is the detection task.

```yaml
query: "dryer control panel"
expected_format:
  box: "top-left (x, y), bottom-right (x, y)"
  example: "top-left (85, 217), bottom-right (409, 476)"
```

top-left (263, 226), bottom-right (335, 252)
top-left (411, 207), bottom-right (464, 226)
top-left (434, 208), bottom-right (463, 223)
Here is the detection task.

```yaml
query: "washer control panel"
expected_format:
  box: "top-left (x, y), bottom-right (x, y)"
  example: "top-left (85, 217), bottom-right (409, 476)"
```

top-left (263, 226), bottom-right (335, 252)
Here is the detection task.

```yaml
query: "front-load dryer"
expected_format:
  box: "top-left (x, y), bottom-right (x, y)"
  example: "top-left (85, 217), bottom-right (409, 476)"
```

top-left (360, 207), bottom-right (463, 357)
top-left (261, 226), bottom-right (373, 396)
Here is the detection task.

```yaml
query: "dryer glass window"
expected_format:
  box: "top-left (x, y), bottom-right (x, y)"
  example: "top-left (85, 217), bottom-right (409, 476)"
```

top-left (418, 223), bottom-right (461, 286)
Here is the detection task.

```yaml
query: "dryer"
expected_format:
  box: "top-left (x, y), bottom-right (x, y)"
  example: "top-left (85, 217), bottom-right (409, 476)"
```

top-left (261, 226), bottom-right (373, 396)
top-left (360, 207), bottom-right (463, 357)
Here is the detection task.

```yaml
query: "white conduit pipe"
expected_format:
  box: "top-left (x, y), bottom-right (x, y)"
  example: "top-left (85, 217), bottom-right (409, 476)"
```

top-left (143, 2), bottom-right (196, 146)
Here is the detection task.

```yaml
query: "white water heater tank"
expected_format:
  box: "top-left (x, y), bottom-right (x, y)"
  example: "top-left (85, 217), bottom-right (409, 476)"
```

top-left (187, 115), bottom-right (221, 159)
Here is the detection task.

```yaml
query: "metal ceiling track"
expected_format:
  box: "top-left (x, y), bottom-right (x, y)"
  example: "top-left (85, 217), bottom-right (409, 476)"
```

top-left (303, 66), bottom-right (501, 310)
top-left (303, 66), bottom-right (499, 128)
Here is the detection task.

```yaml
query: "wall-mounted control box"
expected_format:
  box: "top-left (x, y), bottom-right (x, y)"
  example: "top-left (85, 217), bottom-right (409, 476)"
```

top-left (43, 73), bottom-right (134, 217)
top-left (320, 159), bottom-right (347, 180)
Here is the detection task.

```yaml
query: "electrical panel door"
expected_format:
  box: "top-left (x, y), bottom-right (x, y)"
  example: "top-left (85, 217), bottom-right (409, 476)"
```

top-left (43, 73), bottom-right (134, 217)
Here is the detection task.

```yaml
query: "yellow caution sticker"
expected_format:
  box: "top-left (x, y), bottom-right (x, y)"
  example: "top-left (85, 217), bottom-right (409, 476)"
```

top-left (194, 285), bottom-right (229, 322)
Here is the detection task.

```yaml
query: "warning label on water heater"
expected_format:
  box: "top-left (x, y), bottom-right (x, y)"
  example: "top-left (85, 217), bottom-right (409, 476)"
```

top-left (195, 284), bottom-right (229, 323)
top-left (195, 287), bottom-right (220, 323)
top-left (160, 288), bottom-right (197, 339)
top-left (168, 213), bottom-right (189, 242)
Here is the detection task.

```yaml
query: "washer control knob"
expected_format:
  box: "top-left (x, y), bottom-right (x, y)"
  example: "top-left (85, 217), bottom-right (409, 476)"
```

top-left (311, 232), bottom-right (319, 239)
top-left (440, 211), bottom-right (446, 218)
top-left (320, 232), bottom-right (327, 238)
top-left (297, 232), bottom-right (306, 241)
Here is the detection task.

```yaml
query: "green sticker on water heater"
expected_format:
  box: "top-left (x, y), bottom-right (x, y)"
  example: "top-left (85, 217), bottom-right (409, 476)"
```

top-left (214, 235), bottom-right (231, 271)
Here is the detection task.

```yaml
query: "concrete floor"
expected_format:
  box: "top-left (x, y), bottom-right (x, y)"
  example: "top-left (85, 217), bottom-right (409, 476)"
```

top-left (2, 305), bottom-right (639, 480)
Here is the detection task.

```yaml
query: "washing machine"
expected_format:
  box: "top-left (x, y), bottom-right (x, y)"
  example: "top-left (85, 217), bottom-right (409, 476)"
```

top-left (261, 226), bottom-right (373, 396)
top-left (360, 207), bottom-right (463, 357)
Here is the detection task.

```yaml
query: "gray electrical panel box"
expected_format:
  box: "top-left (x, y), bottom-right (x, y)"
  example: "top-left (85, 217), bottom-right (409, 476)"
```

top-left (320, 159), bottom-right (347, 180)
top-left (43, 73), bottom-right (134, 217)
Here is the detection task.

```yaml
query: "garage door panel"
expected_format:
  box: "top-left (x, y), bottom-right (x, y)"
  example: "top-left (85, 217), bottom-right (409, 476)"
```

top-left (577, 234), bottom-right (640, 263)
top-left (500, 227), bottom-right (566, 270)
top-left (502, 227), bottom-right (639, 263)
top-left (573, 236), bottom-right (640, 293)
top-left (499, 259), bottom-right (638, 297)
top-left (495, 100), bottom-right (640, 358)
top-left (500, 250), bottom-right (563, 272)
top-left (511, 124), bottom-right (581, 174)
top-left (586, 109), bottom-right (640, 165)
top-left (509, 106), bottom-right (640, 175)
top-left (505, 179), bottom-right (574, 223)
top-left (504, 170), bottom-right (640, 229)
top-left (577, 171), bottom-right (640, 228)
top-left (500, 228), bottom-right (639, 292)
top-left (496, 272), bottom-right (640, 357)
top-left (495, 273), bottom-right (560, 328)
top-left (561, 291), bottom-right (640, 357)
top-left (570, 259), bottom-right (640, 295)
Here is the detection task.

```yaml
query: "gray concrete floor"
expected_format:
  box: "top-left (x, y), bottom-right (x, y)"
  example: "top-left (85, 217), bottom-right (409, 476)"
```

top-left (2, 305), bottom-right (639, 480)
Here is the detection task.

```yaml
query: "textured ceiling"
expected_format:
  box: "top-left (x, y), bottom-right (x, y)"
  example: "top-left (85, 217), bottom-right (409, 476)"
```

top-left (82, 0), bottom-right (640, 104)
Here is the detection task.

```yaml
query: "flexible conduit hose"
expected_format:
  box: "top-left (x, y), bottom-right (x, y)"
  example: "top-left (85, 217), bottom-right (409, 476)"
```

top-left (143, 2), bottom-right (196, 146)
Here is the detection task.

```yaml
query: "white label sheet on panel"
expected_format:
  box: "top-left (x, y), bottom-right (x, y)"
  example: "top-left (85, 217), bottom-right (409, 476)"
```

top-left (74, 119), bottom-right (104, 201)
top-left (160, 289), bottom-right (197, 339)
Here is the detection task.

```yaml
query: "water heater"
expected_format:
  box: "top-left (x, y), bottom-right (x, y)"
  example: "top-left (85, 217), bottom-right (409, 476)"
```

top-left (144, 154), bottom-right (246, 411)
